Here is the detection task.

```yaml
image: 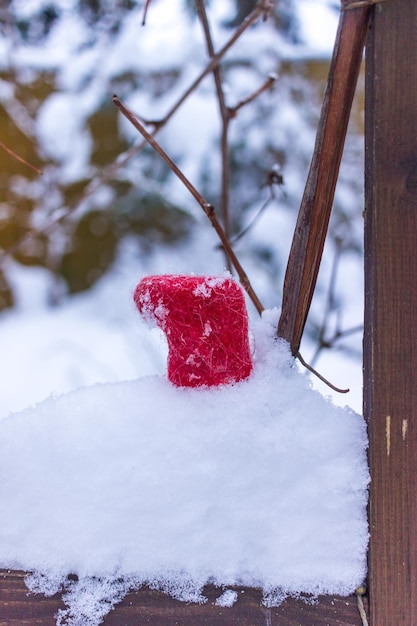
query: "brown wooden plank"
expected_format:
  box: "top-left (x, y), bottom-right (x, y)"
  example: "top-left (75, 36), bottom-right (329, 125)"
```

top-left (0, 570), bottom-right (367, 625)
top-left (364, 0), bottom-right (417, 623)
top-left (0, 571), bottom-right (64, 626)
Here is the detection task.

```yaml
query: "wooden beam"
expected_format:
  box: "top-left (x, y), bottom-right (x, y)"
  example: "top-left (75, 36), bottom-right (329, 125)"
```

top-left (0, 570), bottom-right (366, 625)
top-left (364, 0), bottom-right (417, 623)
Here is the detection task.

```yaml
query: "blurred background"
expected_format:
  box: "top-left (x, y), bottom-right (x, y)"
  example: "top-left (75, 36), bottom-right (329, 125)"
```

top-left (0, 0), bottom-right (365, 417)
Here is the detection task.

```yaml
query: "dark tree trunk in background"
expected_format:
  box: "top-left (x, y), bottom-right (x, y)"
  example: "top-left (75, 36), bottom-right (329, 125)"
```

top-left (364, 0), bottom-right (417, 623)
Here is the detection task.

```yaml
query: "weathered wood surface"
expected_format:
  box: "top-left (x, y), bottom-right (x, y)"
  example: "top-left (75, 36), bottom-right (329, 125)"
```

top-left (364, 0), bottom-right (417, 624)
top-left (0, 570), bottom-right (366, 625)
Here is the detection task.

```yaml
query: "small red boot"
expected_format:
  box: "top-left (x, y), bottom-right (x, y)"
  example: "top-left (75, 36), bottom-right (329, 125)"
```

top-left (134, 275), bottom-right (253, 387)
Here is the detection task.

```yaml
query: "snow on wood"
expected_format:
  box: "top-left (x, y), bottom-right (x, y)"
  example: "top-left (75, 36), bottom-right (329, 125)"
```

top-left (0, 300), bottom-right (369, 626)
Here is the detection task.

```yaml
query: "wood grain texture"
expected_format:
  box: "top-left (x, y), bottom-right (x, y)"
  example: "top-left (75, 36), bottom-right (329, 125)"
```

top-left (0, 570), bottom-right (367, 626)
top-left (278, 0), bottom-right (370, 354)
top-left (364, 0), bottom-right (417, 623)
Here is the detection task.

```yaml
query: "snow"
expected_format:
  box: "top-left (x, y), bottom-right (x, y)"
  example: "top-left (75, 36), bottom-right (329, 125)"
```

top-left (0, 268), bottom-right (164, 418)
top-left (215, 589), bottom-right (238, 607)
top-left (36, 92), bottom-right (93, 181)
top-left (0, 1), bottom-right (368, 623)
top-left (0, 299), bottom-right (369, 625)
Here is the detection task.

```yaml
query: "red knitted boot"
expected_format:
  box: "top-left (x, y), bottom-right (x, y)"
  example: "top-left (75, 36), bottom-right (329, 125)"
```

top-left (134, 275), bottom-right (253, 387)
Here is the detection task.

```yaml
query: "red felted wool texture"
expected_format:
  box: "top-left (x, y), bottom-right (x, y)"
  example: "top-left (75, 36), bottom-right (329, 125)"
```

top-left (134, 275), bottom-right (253, 387)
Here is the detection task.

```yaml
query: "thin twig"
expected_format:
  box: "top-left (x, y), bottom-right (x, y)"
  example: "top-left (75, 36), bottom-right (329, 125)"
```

top-left (310, 238), bottom-right (343, 366)
top-left (195, 0), bottom-right (232, 269)
top-left (310, 239), bottom-right (363, 367)
top-left (311, 324), bottom-right (363, 367)
top-left (195, 0), bottom-right (275, 259)
top-left (296, 350), bottom-right (350, 394)
top-left (229, 193), bottom-right (273, 245)
top-left (157, 2), bottom-right (268, 127)
top-left (0, 140), bottom-right (148, 262)
top-left (342, 0), bottom-right (388, 10)
top-left (356, 587), bottom-right (369, 626)
top-left (113, 94), bottom-right (265, 315)
top-left (0, 2), bottom-right (267, 267)
top-left (141, 0), bottom-right (153, 25)
top-left (229, 74), bottom-right (277, 117)
top-left (0, 141), bottom-right (43, 175)
top-left (229, 168), bottom-right (285, 245)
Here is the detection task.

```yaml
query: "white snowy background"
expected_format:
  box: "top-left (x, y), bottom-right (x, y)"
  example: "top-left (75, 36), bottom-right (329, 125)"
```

top-left (0, 1), bottom-right (368, 625)
top-left (0, 0), bottom-right (363, 419)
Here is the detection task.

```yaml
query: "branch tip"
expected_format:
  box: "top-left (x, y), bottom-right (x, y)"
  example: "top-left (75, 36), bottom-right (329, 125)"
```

top-left (296, 351), bottom-right (350, 394)
top-left (0, 141), bottom-right (43, 176)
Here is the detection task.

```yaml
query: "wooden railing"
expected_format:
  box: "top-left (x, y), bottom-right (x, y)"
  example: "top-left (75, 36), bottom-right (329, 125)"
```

top-left (0, 570), bottom-right (366, 625)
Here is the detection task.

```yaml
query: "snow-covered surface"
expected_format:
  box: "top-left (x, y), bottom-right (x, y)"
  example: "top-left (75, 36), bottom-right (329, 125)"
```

top-left (0, 1), bottom-right (368, 624)
top-left (0, 247), bottom-right (363, 420)
top-left (0, 0), bottom-right (363, 420)
top-left (0, 259), bottom-right (165, 419)
top-left (0, 299), bottom-right (369, 625)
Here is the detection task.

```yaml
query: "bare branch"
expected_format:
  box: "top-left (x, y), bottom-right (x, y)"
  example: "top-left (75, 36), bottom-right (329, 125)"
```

top-left (342, 0), bottom-right (387, 10)
top-left (296, 351), bottom-right (350, 394)
top-left (0, 2), bottom-right (267, 267)
top-left (195, 0), bottom-right (232, 261)
top-left (157, 3), bottom-right (267, 127)
top-left (195, 1), bottom-right (276, 260)
top-left (113, 95), bottom-right (265, 316)
top-left (229, 193), bottom-right (273, 246)
top-left (229, 167), bottom-right (285, 245)
top-left (309, 239), bottom-right (363, 367)
top-left (0, 140), bottom-right (43, 176)
top-left (141, 0), bottom-right (153, 25)
top-left (229, 74), bottom-right (277, 118)
top-left (195, 0), bottom-right (229, 122)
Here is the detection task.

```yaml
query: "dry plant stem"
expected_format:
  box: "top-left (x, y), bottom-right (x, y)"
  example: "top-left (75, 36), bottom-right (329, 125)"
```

top-left (296, 351), bottom-right (349, 394)
top-left (310, 238), bottom-right (342, 366)
top-left (277, 0), bottom-right (371, 355)
top-left (229, 157), bottom-right (282, 245)
top-left (309, 239), bottom-right (362, 367)
top-left (195, 0), bottom-right (232, 269)
top-left (0, 4), bottom-right (266, 266)
top-left (195, 0), bottom-right (275, 262)
top-left (113, 95), bottom-right (264, 316)
top-left (230, 191), bottom-right (273, 245)
top-left (356, 590), bottom-right (369, 626)
top-left (0, 140), bottom-right (148, 262)
top-left (141, 0), bottom-right (152, 25)
top-left (157, 2), bottom-right (268, 127)
top-left (343, 0), bottom-right (387, 9)
top-left (230, 74), bottom-right (276, 116)
top-left (0, 141), bottom-right (43, 175)
top-left (310, 323), bottom-right (363, 368)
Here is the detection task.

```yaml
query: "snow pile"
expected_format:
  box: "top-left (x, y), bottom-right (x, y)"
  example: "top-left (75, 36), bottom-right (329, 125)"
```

top-left (0, 259), bottom-right (168, 419)
top-left (0, 310), bottom-right (369, 625)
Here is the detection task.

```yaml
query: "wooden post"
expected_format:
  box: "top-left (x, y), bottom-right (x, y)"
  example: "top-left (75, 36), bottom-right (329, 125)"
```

top-left (364, 0), bottom-right (417, 623)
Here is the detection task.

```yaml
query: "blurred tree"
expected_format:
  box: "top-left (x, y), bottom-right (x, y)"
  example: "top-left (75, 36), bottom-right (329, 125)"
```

top-left (0, 0), bottom-right (364, 378)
